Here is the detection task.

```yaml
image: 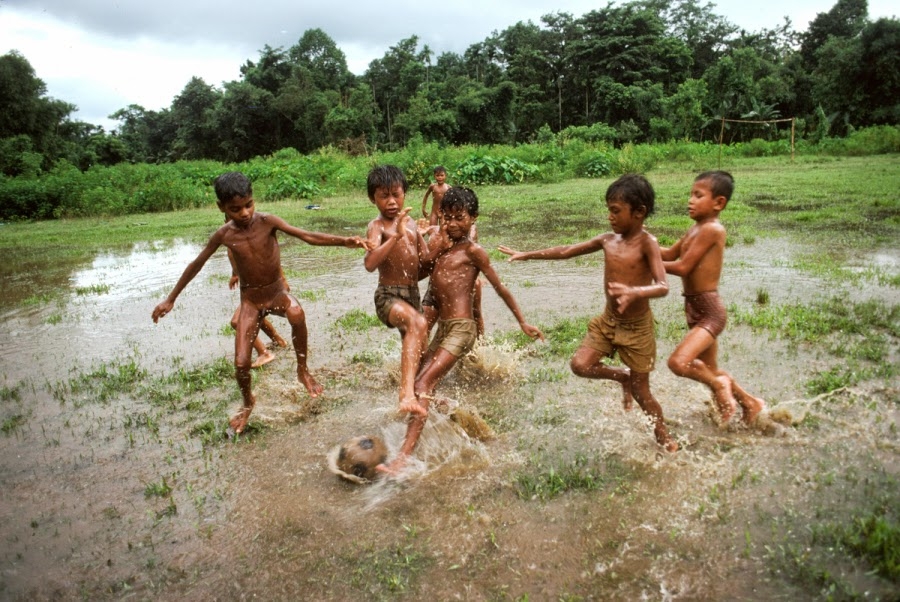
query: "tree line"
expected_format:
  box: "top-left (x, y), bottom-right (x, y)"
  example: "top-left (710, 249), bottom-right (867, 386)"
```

top-left (1, 0), bottom-right (898, 175)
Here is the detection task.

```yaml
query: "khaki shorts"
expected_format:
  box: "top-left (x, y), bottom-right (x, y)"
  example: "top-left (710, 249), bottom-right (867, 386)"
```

top-left (429, 318), bottom-right (478, 358)
top-left (374, 284), bottom-right (421, 327)
top-left (580, 307), bottom-right (656, 373)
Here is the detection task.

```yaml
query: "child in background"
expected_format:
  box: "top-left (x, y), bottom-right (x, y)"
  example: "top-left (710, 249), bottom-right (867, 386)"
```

top-left (499, 174), bottom-right (677, 452)
top-left (660, 170), bottom-right (765, 426)
top-left (152, 171), bottom-right (370, 434)
top-left (421, 165), bottom-right (450, 228)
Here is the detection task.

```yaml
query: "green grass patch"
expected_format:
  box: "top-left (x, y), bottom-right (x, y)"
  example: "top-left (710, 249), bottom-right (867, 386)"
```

top-left (1, 413), bottom-right (26, 434)
top-left (74, 283), bottom-right (110, 296)
top-left (514, 453), bottom-right (636, 501)
top-left (334, 308), bottom-right (381, 332)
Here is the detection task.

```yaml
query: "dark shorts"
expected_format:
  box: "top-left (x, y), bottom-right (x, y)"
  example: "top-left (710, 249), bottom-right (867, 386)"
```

top-left (684, 291), bottom-right (727, 338)
top-left (374, 284), bottom-right (421, 327)
top-left (581, 307), bottom-right (656, 373)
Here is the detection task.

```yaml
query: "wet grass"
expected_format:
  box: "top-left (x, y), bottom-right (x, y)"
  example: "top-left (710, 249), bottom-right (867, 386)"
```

top-left (514, 453), bottom-right (637, 501)
top-left (334, 308), bottom-right (382, 332)
top-left (730, 297), bottom-right (899, 394)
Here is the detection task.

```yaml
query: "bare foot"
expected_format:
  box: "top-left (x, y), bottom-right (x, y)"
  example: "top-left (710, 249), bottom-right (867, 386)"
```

top-left (297, 369), bottom-right (324, 398)
top-left (712, 375), bottom-right (737, 425)
top-left (272, 335), bottom-right (288, 348)
top-left (399, 395), bottom-right (427, 417)
top-left (251, 350), bottom-right (276, 368)
top-left (229, 401), bottom-right (254, 434)
top-left (376, 454), bottom-right (408, 477)
top-left (739, 394), bottom-right (766, 426)
top-left (621, 383), bottom-right (634, 411)
top-left (655, 427), bottom-right (678, 452)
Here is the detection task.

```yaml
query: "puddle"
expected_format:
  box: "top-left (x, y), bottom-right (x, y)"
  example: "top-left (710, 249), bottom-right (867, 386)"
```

top-left (0, 234), bottom-right (897, 600)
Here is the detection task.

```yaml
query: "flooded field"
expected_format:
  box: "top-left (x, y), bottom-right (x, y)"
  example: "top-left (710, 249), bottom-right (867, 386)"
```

top-left (0, 230), bottom-right (897, 600)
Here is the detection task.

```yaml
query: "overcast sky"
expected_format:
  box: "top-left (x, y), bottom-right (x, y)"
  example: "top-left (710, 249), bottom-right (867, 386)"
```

top-left (1, 0), bottom-right (897, 131)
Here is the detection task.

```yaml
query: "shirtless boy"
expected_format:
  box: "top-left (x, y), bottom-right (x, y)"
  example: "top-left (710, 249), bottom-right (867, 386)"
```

top-left (380, 187), bottom-right (544, 473)
top-left (364, 165), bottom-right (430, 417)
top-left (421, 165), bottom-right (450, 227)
top-left (500, 174), bottom-right (677, 452)
top-left (152, 171), bottom-right (370, 434)
top-left (660, 170), bottom-right (765, 426)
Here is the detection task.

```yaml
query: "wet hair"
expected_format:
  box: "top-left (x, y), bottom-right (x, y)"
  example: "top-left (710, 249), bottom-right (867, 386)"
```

top-left (605, 173), bottom-right (655, 216)
top-left (433, 165), bottom-right (447, 175)
top-left (440, 186), bottom-right (479, 217)
top-left (695, 170), bottom-right (734, 202)
top-left (214, 171), bottom-right (252, 204)
top-left (366, 165), bottom-right (408, 200)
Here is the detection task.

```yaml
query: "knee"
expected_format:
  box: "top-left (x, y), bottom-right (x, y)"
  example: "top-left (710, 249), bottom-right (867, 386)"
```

top-left (286, 305), bottom-right (305, 324)
top-left (667, 353), bottom-right (688, 376)
top-left (234, 360), bottom-right (252, 375)
top-left (570, 355), bottom-right (588, 377)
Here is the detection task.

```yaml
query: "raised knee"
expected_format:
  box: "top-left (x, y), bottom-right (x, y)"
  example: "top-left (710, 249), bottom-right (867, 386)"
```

top-left (570, 356), bottom-right (588, 376)
top-left (667, 354), bottom-right (688, 376)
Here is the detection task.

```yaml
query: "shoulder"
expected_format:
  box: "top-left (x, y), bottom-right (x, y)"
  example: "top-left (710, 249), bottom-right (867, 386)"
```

top-left (696, 219), bottom-right (726, 240)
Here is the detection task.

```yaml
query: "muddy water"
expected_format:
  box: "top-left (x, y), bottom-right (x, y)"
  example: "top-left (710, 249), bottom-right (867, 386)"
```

top-left (0, 236), bottom-right (898, 600)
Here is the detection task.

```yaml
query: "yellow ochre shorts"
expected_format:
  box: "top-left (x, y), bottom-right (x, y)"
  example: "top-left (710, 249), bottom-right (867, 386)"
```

top-left (429, 318), bottom-right (478, 358)
top-left (580, 307), bottom-right (656, 373)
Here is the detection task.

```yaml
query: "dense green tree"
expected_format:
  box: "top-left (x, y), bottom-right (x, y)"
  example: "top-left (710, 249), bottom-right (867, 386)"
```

top-left (170, 77), bottom-right (220, 160)
top-left (800, 0), bottom-right (868, 68)
top-left (289, 29), bottom-right (354, 92)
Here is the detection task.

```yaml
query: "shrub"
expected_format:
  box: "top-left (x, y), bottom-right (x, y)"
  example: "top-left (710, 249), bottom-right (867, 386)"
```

top-left (454, 154), bottom-right (540, 185)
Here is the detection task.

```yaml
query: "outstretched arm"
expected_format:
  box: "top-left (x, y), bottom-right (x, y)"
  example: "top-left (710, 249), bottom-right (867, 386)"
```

top-left (473, 247), bottom-right (544, 341)
top-left (659, 236), bottom-right (683, 263)
top-left (272, 214), bottom-right (370, 250)
top-left (498, 234), bottom-right (607, 262)
top-left (152, 233), bottom-right (223, 322)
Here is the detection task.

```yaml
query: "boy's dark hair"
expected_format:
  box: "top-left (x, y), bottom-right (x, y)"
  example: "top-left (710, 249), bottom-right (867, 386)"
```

top-left (214, 171), bottom-right (252, 204)
top-left (441, 186), bottom-right (479, 217)
top-left (695, 170), bottom-right (734, 202)
top-left (433, 165), bottom-right (447, 175)
top-left (367, 165), bottom-right (408, 199)
top-left (606, 173), bottom-right (655, 216)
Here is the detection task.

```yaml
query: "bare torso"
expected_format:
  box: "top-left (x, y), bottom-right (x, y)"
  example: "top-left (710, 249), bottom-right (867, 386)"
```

top-left (367, 216), bottom-right (423, 286)
top-left (676, 221), bottom-right (724, 294)
top-left (602, 230), bottom-right (660, 319)
top-left (430, 240), bottom-right (479, 320)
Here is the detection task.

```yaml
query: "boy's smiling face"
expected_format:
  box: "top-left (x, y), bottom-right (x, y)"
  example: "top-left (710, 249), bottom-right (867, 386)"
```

top-left (442, 207), bottom-right (475, 241)
top-left (371, 184), bottom-right (405, 219)
top-left (220, 195), bottom-right (255, 226)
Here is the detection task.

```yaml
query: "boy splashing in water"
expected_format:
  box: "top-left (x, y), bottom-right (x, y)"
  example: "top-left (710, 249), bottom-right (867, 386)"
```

top-left (379, 186), bottom-right (544, 474)
top-left (152, 171), bottom-right (370, 434)
top-left (661, 171), bottom-right (765, 426)
top-left (500, 174), bottom-right (677, 452)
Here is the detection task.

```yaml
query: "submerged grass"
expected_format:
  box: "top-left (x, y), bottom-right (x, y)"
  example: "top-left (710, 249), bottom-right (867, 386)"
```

top-left (514, 453), bottom-right (638, 501)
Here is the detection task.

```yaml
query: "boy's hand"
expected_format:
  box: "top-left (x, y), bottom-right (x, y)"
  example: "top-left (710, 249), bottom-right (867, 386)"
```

top-left (346, 236), bottom-right (374, 250)
top-left (385, 207), bottom-right (411, 240)
top-left (228, 274), bottom-right (239, 289)
top-left (497, 245), bottom-right (523, 261)
top-left (520, 323), bottom-right (545, 341)
top-left (607, 282), bottom-right (637, 313)
top-left (152, 300), bottom-right (174, 323)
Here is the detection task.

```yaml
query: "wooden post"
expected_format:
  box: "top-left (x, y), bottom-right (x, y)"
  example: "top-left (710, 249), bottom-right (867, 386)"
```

top-left (718, 117), bottom-right (725, 168)
top-left (791, 117), bottom-right (795, 163)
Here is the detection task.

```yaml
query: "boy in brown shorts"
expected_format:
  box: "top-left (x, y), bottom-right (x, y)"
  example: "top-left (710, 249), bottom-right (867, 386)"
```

top-left (500, 174), bottom-right (677, 452)
top-left (378, 186), bottom-right (544, 474)
top-left (364, 165), bottom-right (431, 418)
top-left (661, 171), bottom-right (765, 426)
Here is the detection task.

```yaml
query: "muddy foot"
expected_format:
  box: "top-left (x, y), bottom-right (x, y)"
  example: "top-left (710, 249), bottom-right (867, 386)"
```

top-left (399, 395), bottom-right (427, 417)
top-left (376, 455), bottom-right (408, 477)
top-left (229, 405), bottom-right (253, 435)
top-left (713, 375), bottom-right (737, 426)
top-left (297, 369), bottom-right (323, 398)
top-left (251, 350), bottom-right (276, 369)
top-left (740, 395), bottom-right (766, 426)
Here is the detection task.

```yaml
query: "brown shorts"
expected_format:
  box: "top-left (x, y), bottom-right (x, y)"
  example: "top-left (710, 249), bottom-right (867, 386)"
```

top-left (374, 284), bottom-right (421, 327)
top-left (429, 318), bottom-right (478, 358)
top-left (422, 280), bottom-right (435, 308)
top-left (580, 307), bottom-right (656, 373)
top-left (684, 291), bottom-right (727, 338)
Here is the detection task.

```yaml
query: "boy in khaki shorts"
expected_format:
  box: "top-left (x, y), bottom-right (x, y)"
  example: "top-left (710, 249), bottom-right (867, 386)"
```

top-left (500, 174), bottom-right (677, 452)
top-left (378, 186), bottom-right (544, 474)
